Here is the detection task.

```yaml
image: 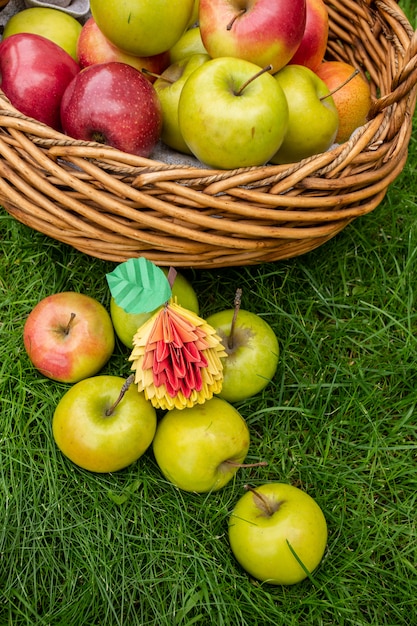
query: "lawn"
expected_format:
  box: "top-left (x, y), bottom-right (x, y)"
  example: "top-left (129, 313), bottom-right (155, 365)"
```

top-left (2, 5), bottom-right (417, 625)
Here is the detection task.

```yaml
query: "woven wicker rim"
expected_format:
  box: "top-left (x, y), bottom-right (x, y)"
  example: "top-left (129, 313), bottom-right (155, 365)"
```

top-left (0, 0), bottom-right (416, 267)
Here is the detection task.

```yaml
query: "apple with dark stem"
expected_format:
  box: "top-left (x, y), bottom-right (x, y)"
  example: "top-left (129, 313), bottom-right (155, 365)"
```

top-left (23, 291), bottom-right (115, 383)
top-left (53, 375), bottom-right (157, 473)
top-left (152, 397), bottom-right (267, 492)
top-left (60, 62), bottom-right (163, 157)
top-left (228, 483), bottom-right (328, 584)
top-left (178, 56), bottom-right (289, 169)
top-left (205, 289), bottom-right (279, 402)
top-left (199, 0), bottom-right (306, 72)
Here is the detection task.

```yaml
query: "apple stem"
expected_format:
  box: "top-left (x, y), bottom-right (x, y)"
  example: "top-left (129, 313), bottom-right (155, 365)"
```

top-left (227, 8), bottom-right (246, 30)
top-left (141, 68), bottom-right (171, 82)
top-left (225, 460), bottom-right (268, 468)
top-left (105, 374), bottom-right (135, 416)
top-left (319, 68), bottom-right (360, 101)
top-left (244, 484), bottom-right (283, 517)
top-left (64, 312), bottom-right (76, 336)
top-left (167, 266), bottom-right (177, 290)
top-left (235, 65), bottom-right (273, 96)
top-left (228, 287), bottom-right (242, 350)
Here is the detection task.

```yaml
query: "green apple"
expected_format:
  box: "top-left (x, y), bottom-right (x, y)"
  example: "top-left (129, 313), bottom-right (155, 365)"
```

top-left (228, 483), bottom-right (328, 585)
top-left (90, 0), bottom-right (195, 57)
top-left (110, 269), bottom-right (200, 349)
top-left (178, 56), bottom-right (288, 169)
top-left (271, 64), bottom-right (339, 164)
top-left (154, 53), bottom-right (210, 153)
top-left (152, 397), bottom-right (250, 492)
top-left (53, 375), bottom-right (157, 473)
top-left (169, 26), bottom-right (208, 64)
top-left (187, 0), bottom-right (200, 28)
top-left (3, 7), bottom-right (82, 61)
top-left (205, 308), bottom-right (279, 402)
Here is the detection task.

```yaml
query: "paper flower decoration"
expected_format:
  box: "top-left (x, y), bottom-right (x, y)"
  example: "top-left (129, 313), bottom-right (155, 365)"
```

top-left (129, 301), bottom-right (227, 410)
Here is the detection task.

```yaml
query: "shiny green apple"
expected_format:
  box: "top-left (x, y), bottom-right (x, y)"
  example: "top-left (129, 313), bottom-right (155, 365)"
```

top-left (3, 7), bottom-right (82, 61)
top-left (205, 308), bottom-right (279, 402)
top-left (155, 53), bottom-right (210, 153)
top-left (178, 56), bottom-right (288, 169)
top-left (152, 397), bottom-right (250, 492)
top-left (110, 269), bottom-right (200, 349)
top-left (229, 483), bottom-right (328, 585)
top-left (169, 26), bottom-right (207, 64)
top-left (271, 64), bottom-right (339, 164)
top-left (187, 0), bottom-right (200, 28)
top-left (90, 0), bottom-right (195, 57)
top-left (53, 375), bottom-right (157, 473)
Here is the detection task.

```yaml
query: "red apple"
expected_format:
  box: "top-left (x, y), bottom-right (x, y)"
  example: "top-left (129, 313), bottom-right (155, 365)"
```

top-left (77, 17), bottom-right (171, 83)
top-left (0, 33), bottom-right (80, 131)
top-left (288, 0), bottom-right (329, 72)
top-left (199, 0), bottom-right (306, 73)
top-left (23, 292), bottom-right (115, 383)
top-left (60, 62), bottom-right (163, 157)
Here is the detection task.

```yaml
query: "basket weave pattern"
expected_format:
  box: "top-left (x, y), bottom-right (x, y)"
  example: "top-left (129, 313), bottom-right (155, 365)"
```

top-left (0, 0), bottom-right (416, 267)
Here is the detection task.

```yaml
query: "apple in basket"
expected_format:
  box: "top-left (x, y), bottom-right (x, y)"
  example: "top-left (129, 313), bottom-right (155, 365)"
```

top-left (2, 6), bottom-right (82, 61)
top-left (90, 0), bottom-right (196, 57)
top-left (178, 56), bottom-right (289, 169)
top-left (154, 53), bottom-right (211, 154)
top-left (0, 33), bottom-right (80, 131)
top-left (60, 62), bottom-right (163, 157)
top-left (23, 292), bottom-right (115, 384)
top-left (288, 0), bottom-right (329, 72)
top-left (77, 17), bottom-right (171, 82)
top-left (169, 26), bottom-right (208, 64)
top-left (199, 0), bottom-right (307, 72)
top-left (315, 60), bottom-right (372, 144)
top-left (270, 64), bottom-right (339, 164)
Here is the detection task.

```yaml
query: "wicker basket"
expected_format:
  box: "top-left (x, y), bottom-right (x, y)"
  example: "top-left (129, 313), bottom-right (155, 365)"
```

top-left (0, 0), bottom-right (416, 268)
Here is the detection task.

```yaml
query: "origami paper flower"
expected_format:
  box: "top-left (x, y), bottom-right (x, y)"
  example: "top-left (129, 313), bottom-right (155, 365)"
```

top-left (129, 301), bottom-right (227, 410)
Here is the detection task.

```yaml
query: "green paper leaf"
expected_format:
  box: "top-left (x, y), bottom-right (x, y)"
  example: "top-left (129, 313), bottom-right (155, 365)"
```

top-left (106, 258), bottom-right (171, 314)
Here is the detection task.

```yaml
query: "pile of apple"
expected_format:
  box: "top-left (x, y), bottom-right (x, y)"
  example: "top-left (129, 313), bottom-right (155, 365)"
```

top-left (0, 0), bottom-right (372, 168)
top-left (22, 261), bottom-right (327, 585)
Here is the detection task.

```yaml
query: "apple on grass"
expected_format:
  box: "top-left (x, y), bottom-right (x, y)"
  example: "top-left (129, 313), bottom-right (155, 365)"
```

top-left (0, 33), bottom-right (80, 131)
top-left (152, 397), bottom-right (252, 493)
top-left (154, 53), bottom-right (211, 154)
top-left (90, 0), bottom-right (195, 58)
top-left (60, 62), bottom-right (163, 157)
top-left (199, 0), bottom-right (306, 73)
top-left (23, 292), bottom-right (115, 384)
top-left (77, 17), bottom-right (170, 82)
top-left (53, 375), bottom-right (157, 473)
top-left (270, 64), bottom-right (339, 164)
top-left (288, 0), bottom-right (329, 72)
top-left (228, 483), bottom-right (328, 585)
top-left (178, 56), bottom-right (289, 169)
top-left (205, 293), bottom-right (279, 402)
top-left (110, 268), bottom-right (200, 349)
top-left (3, 7), bottom-right (82, 61)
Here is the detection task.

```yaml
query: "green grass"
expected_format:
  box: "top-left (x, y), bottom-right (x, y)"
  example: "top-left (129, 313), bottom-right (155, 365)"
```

top-left (2, 6), bottom-right (417, 624)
